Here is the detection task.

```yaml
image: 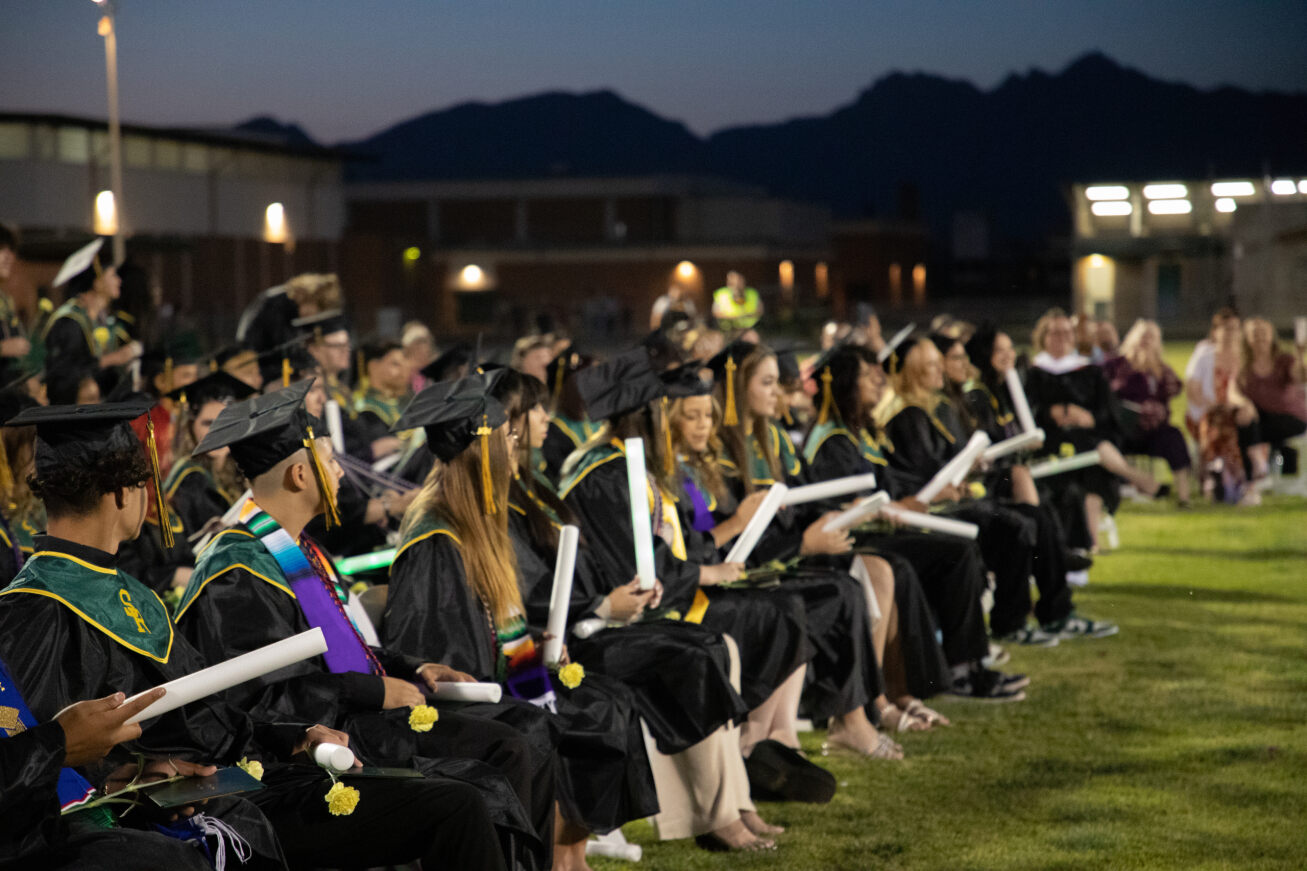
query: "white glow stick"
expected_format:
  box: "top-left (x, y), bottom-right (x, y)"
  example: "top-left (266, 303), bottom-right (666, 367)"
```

top-left (822, 491), bottom-right (891, 532)
top-left (917, 432), bottom-right (991, 503)
top-left (624, 438), bottom-right (658, 591)
top-left (431, 682), bottom-right (503, 704)
top-left (880, 507), bottom-right (979, 539)
top-left (313, 742), bottom-right (355, 773)
top-left (543, 525), bottom-right (580, 666)
top-left (1030, 450), bottom-right (1102, 479)
top-left (982, 428), bottom-right (1045, 462)
top-left (325, 400), bottom-right (346, 455)
top-left (1005, 367), bottom-right (1037, 433)
top-left (782, 473), bottom-right (877, 506)
top-left (125, 628), bottom-right (328, 724)
top-left (723, 482), bottom-right (789, 565)
top-left (878, 323), bottom-right (916, 363)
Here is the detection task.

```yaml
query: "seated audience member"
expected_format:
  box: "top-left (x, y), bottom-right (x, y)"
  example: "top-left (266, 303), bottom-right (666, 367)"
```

top-left (401, 320), bottom-right (435, 392)
top-left (0, 223), bottom-right (32, 388)
top-left (1239, 317), bottom-right (1307, 475)
top-left (1103, 319), bottom-right (1192, 505)
top-left (1185, 309), bottom-right (1264, 500)
top-left (0, 389), bottom-right (39, 586)
top-left (0, 399), bottom-right (510, 871)
top-left (512, 334), bottom-right (555, 383)
top-left (1095, 319), bottom-right (1120, 363)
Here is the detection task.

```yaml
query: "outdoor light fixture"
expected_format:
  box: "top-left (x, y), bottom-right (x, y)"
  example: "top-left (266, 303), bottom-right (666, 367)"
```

top-left (1271, 180), bottom-right (1297, 195)
top-left (458, 264), bottom-right (487, 289)
top-left (93, 190), bottom-right (118, 235)
top-left (264, 202), bottom-right (288, 244)
top-left (1211, 181), bottom-right (1256, 197)
top-left (1148, 199), bottom-right (1192, 215)
top-left (675, 260), bottom-right (696, 280)
top-left (1085, 185), bottom-right (1128, 200)
top-left (1143, 184), bottom-right (1187, 200)
top-left (1088, 254), bottom-right (1106, 268)
top-left (1091, 201), bottom-right (1133, 216)
top-left (1215, 198), bottom-right (1237, 213)
top-left (778, 260), bottom-right (794, 290)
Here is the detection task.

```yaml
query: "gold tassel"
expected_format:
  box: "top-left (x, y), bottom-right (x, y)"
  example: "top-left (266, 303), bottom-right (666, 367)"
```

top-left (303, 426), bottom-right (341, 529)
top-left (282, 356), bottom-right (292, 388)
top-left (661, 397), bottom-right (675, 476)
top-left (723, 357), bottom-right (738, 426)
top-left (477, 415), bottom-right (497, 515)
top-left (209, 358), bottom-right (218, 373)
top-left (145, 417), bottom-right (174, 549)
top-left (817, 367), bottom-right (834, 425)
top-left (552, 356), bottom-right (566, 407)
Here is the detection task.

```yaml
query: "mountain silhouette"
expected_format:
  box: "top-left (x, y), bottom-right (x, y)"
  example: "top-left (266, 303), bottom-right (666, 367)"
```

top-left (330, 52), bottom-right (1307, 245)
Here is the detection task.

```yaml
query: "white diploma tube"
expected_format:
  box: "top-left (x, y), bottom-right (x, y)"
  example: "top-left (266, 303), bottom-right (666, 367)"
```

top-left (125, 628), bottom-right (328, 724)
top-left (917, 432), bottom-right (991, 503)
top-left (431, 682), bottom-right (503, 704)
top-left (723, 482), bottom-right (789, 565)
top-left (325, 400), bottom-right (346, 456)
top-left (880, 506), bottom-right (979, 540)
top-left (782, 473), bottom-right (877, 507)
top-left (982, 428), bottom-right (1045, 463)
top-left (878, 323), bottom-right (916, 363)
top-left (1295, 316), bottom-right (1307, 347)
top-left (822, 491), bottom-right (891, 533)
top-left (624, 438), bottom-right (659, 591)
top-left (1030, 450), bottom-right (1102, 479)
top-left (543, 525), bottom-right (580, 667)
top-left (313, 742), bottom-right (355, 773)
top-left (1005, 367), bottom-right (1037, 434)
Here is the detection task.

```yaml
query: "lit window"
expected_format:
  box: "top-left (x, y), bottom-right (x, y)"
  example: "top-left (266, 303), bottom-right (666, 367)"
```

top-left (1211, 181), bottom-right (1255, 197)
top-left (1085, 185), bottom-right (1128, 201)
top-left (778, 260), bottom-right (794, 291)
top-left (1271, 179), bottom-right (1297, 196)
top-left (815, 262), bottom-right (829, 299)
top-left (1147, 200), bottom-right (1192, 215)
top-left (1214, 198), bottom-right (1236, 213)
top-left (1143, 183), bottom-right (1187, 200)
top-left (1091, 201), bottom-right (1133, 217)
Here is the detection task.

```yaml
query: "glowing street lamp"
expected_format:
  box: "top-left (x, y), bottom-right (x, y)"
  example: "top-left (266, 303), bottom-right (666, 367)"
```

top-left (93, 0), bottom-right (125, 263)
top-left (94, 190), bottom-right (118, 235)
top-left (264, 202), bottom-right (289, 244)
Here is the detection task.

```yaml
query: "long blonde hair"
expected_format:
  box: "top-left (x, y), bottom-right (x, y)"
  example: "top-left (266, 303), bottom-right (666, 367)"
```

top-left (714, 345), bottom-right (780, 493)
top-left (895, 338), bottom-right (941, 408)
top-left (1119, 319), bottom-right (1164, 378)
top-left (669, 395), bottom-right (729, 502)
top-left (401, 429), bottom-right (523, 623)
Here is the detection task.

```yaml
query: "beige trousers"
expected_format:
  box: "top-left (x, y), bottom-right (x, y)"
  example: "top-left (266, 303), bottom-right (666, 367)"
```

top-left (645, 634), bottom-right (755, 840)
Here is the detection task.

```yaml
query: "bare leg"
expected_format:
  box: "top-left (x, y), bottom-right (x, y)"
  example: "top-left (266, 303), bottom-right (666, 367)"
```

top-left (1096, 440), bottom-right (1158, 495)
top-left (1085, 493), bottom-right (1103, 552)
top-left (1174, 467), bottom-right (1191, 503)
top-left (827, 707), bottom-right (901, 758)
top-left (1011, 464), bottom-right (1040, 506)
top-left (739, 664), bottom-right (805, 756)
top-left (553, 809), bottom-right (594, 871)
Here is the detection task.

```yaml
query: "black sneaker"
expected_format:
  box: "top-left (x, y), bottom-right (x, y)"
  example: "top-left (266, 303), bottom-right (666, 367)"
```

top-left (1064, 549), bottom-right (1094, 572)
top-left (947, 667), bottom-right (1026, 702)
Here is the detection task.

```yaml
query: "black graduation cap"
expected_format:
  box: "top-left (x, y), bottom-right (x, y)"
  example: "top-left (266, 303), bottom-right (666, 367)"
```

top-left (293, 309), bottom-right (350, 340)
top-left (208, 342), bottom-right (258, 376)
top-left (965, 322), bottom-right (1000, 381)
top-left (193, 379), bottom-right (340, 526)
top-left (394, 372), bottom-right (507, 513)
top-left (659, 360), bottom-right (711, 398)
top-left (704, 338), bottom-right (757, 427)
top-left (0, 388), bottom-right (37, 427)
top-left (575, 348), bottom-right (665, 422)
top-left (52, 238), bottom-right (106, 294)
top-left (420, 344), bottom-right (472, 383)
top-left (8, 398), bottom-right (175, 548)
top-left (164, 371), bottom-right (258, 409)
top-left (254, 334), bottom-right (317, 388)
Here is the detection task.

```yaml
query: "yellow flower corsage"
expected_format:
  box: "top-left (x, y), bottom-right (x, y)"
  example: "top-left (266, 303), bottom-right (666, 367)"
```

top-left (325, 781), bottom-right (360, 816)
top-left (557, 662), bottom-right (585, 689)
top-left (1059, 442), bottom-right (1075, 458)
top-left (236, 757), bottom-right (264, 781)
top-left (409, 704), bottom-right (439, 733)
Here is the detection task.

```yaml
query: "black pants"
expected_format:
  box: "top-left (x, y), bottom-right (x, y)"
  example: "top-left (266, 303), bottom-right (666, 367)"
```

top-left (1245, 411), bottom-right (1307, 475)
top-left (253, 766), bottom-right (507, 871)
top-left (858, 531), bottom-right (989, 667)
top-left (782, 568), bottom-right (880, 720)
top-left (1010, 502), bottom-right (1075, 627)
top-left (875, 552), bottom-right (952, 698)
top-left (949, 501), bottom-right (1038, 637)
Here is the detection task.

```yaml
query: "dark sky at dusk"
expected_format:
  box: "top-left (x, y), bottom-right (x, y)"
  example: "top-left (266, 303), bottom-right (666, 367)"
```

top-left (5, 0), bottom-right (1305, 143)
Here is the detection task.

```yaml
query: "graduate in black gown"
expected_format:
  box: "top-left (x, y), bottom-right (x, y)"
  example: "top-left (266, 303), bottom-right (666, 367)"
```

top-left (539, 348), bottom-right (599, 485)
top-left (0, 389), bottom-right (39, 588)
top-left (384, 372), bottom-right (663, 868)
top-left (0, 399), bottom-right (509, 871)
top-left (172, 380), bottom-right (549, 870)
top-left (163, 372), bottom-right (256, 539)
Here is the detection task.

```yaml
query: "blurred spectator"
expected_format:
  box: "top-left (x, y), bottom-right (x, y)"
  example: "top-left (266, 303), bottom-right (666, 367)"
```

top-left (1095, 320), bottom-right (1120, 363)
top-left (236, 272), bottom-right (341, 378)
top-left (650, 283), bottom-right (697, 329)
top-left (0, 224), bottom-right (31, 384)
top-left (1184, 308), bottom-right (1266, 481)
top-left (401, 320), bottom-right (435, 392)
top-left (1239, 317), bottom-right (1307, 474)
top-left (511, 334), bottom-right (554, 382)
top-left (711, 270), bottom-right (762, 332)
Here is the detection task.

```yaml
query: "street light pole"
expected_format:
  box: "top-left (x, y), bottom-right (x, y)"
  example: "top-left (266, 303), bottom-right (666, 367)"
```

top-left (96, 1), bottom-right (125, 263)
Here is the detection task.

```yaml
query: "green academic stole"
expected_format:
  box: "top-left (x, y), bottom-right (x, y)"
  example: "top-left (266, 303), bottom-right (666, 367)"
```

top-left (804, 419), bottom-right (890, 467)
top-left (747, 421), bottom-right (801, 486)
top-left (353, 388), bottom-right (401, 427)
top-left (0, 552), bottom-right (173, 663)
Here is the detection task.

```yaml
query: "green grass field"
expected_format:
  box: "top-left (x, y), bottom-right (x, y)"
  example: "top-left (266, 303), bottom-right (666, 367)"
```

top-left (594, 494), bottom-right (1307, 871)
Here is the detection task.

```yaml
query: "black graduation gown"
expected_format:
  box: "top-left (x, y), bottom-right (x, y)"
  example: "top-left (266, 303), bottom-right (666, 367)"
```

top-left (0, 722), bottom-right (219, 870)
top-left (507, 503), bottom-right (747, 753)
top-left (1025, 362), bottom-right (1125, 512)
top-left (175, 543), bottom-right (550, 867)
top-left (384, 528), bottom-right (659, 834)
top-left (166, 462), bottom-right (232, 537)
top-left (805, 420), bottom-right (992, 669)
top-left (560, 450), bottom-right (810, 711)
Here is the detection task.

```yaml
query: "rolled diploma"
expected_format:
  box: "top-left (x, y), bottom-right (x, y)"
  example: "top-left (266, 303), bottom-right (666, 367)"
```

top-left (822, 491), bottom-right (891, 533)
top-left (917, 432), bottom-right (991, 502)
top-left (723, 482), bottom-right (789, 565)
top-left (543, 525), bottom-right (580, 666)
top-left (431, 682), bottom-right (503, 704)
top-left (880, 507), bottom-right (979, 540)
top-left (1030, 450), bottom-right (1102, 479)
top-left (325, 400), bottom-right (346, 455)
top-left (313, 742), bottom-right (355, 773)
top-left (125, 628), bottom-right (328, 724)
top-left (782, 473), bottom-right (877, 506)
top-left (982, 428), bottom-right (1045, 463)
top-left (1005, 367), bottom-right (1037, 434)
top-left (878, 322), bottom-right (916, 363)
top-left (624, 438), bottom-right (658, 591)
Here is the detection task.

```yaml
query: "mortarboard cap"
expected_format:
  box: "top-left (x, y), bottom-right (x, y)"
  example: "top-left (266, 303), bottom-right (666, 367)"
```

top-left (293, 309), bottom-right (350, 340)
top-left (394, 371), bottom-right (507, 513)
top-left (193, 379), bottom-right (340, 526)
top-left (165, 370), bottom-right (258, 409)
top-left (575, 348), bottom-right (664, 422)
top-left (659, 360), bottom-right (711, 399)
top-left (52, 238), bottom-right (105, 289)
top-left (420, 344), bottom-right (472, 384)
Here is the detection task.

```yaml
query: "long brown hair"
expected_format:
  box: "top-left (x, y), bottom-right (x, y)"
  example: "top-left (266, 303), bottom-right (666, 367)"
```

top-left (565, 404), bottom-right (678, 497)
top-left (714, 345), bottom-right (780, 492)
top-left (172, 399), bottom-right (245, 500)
top-left (401, 428), bottom-right (523, 623)
top-left (669, 395), bottom-right (729, 503)
top-left (1, 424), bottom-right (36, 523)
